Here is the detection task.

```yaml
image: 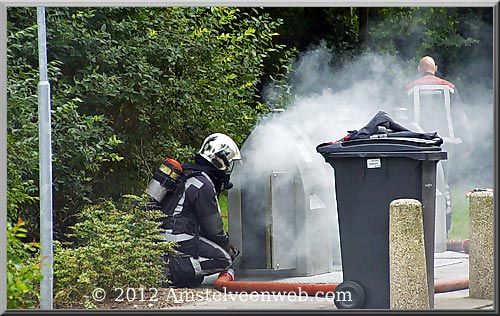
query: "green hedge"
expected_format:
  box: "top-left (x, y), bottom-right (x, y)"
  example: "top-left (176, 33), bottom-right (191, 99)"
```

top-left (53, 195), bottom-right (175, 308)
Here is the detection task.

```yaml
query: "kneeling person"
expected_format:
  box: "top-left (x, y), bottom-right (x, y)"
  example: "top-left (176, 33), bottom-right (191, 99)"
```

top-left (163, 133), bottom-right (240, 287)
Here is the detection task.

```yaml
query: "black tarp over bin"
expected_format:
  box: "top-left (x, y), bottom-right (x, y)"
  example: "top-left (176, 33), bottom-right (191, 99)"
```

top-left (317, 111), bottom-right (447, 309)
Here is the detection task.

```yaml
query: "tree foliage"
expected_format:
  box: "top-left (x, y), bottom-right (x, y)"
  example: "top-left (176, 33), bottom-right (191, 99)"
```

top-left (7, 9), bottom-right (122, 239)
top-left (37, 7), bottom-right (291, 197)
top-left (263, 7), bottom-right (361, 69)
top-left (368, 8), bottom-right (478, 58)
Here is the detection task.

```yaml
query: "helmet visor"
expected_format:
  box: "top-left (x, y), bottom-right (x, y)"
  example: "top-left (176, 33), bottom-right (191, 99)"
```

top-left (226, 159), bottom-right (242, 174)
top-left (226, 160), bottom-right (235, 174)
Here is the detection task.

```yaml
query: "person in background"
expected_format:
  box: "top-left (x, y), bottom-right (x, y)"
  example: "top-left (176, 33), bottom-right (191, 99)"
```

top-left (406, 56), bottom-right (472, 238)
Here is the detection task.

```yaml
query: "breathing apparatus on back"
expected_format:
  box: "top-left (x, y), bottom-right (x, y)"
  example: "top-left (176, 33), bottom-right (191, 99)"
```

top-left (144, 133), bottom-right (241, 210)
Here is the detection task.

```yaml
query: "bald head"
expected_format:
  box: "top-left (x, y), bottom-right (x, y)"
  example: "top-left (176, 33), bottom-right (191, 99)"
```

top-left (418, 56), bottom-right (438, 74)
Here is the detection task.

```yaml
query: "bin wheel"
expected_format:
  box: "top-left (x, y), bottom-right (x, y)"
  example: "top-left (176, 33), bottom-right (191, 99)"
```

top-left (334, 280), bottom-right (365, 309)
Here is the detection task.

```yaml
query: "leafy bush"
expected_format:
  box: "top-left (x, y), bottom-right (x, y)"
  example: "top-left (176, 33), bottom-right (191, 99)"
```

top-left (53, 195), bottom-right (175, 308)
top-left (36, 7), bottom-right (290, 196)
top-left (7, 13), bottom-right (122, 239)
top-left (7, 219), bottom-right (43, 309)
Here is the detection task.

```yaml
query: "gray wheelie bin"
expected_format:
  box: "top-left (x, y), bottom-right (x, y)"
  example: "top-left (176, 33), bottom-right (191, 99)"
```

top-left (317, 137), bottom-right (447, 309)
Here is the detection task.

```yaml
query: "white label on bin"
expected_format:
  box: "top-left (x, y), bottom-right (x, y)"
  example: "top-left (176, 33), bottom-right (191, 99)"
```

top-left (367, 158), bottom-right (381, 169)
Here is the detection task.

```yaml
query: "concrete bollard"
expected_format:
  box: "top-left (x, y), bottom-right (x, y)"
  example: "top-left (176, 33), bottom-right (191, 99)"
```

top-left (389, 199), bottom-right (430, 309)
top-left (468, 191), bottom-right (494, 300)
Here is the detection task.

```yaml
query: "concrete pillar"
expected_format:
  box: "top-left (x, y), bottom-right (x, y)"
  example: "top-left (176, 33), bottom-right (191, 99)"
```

top-left (469, 191), bottom-right (494, 300)
top-left (390, 199), bottom-right (430, 309)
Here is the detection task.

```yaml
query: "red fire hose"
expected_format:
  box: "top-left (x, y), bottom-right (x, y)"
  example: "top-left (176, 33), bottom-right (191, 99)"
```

top-left (214, 270), bottom-right (469, 295)
top-left (214, 270), bottom-right (338, 295)
top-left (447, 239), bottom-right (470, 254)
top-left (434, 277), bottom-right (469, 293)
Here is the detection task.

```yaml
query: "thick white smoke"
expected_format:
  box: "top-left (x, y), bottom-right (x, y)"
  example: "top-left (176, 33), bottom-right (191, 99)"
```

top-left (257, 42), bottom-right (493, 189)
top-left (230, 42), bottom-right (493, 272)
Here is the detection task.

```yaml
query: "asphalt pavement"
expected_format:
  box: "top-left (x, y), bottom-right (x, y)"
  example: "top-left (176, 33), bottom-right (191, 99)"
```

top-left (167, 251), bottom-right (494, 311)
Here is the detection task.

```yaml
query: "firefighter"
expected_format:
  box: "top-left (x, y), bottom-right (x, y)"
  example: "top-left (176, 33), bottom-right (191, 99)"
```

top-left (406, 56), bottom-right (472, 237)
top-left (163, 133), bottom-right (241, 288)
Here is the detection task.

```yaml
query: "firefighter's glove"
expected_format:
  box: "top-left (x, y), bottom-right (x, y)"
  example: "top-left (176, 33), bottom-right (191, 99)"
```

top-left (224, 242), bottom-right (239, 260)
top-left (229, 248), bottom-right (240, 261)
top-left (141, 198), bottom-right (162, 211)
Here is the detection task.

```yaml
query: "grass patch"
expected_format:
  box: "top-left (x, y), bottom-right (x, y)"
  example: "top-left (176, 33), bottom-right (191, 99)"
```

top-left (219, 192), bottom-right (228, 232)
top-left (447, 185), bottom-right (471, 242)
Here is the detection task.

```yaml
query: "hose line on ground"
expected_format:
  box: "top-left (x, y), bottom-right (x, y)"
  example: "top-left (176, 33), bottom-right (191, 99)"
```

top-left (214, 270), bottom-right (469, 295)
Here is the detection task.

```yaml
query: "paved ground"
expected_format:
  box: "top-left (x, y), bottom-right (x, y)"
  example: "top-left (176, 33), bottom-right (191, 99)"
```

top-left (167, 251), bottom-right (494, 311)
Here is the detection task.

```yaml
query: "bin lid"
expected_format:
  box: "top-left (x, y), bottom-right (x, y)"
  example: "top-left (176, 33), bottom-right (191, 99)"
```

top-left (316, 138), bottom-right (447, 161)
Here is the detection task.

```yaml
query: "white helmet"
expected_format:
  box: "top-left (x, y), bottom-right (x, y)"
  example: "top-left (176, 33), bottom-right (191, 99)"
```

top-left (199, 133), bottom-right (241, 174)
